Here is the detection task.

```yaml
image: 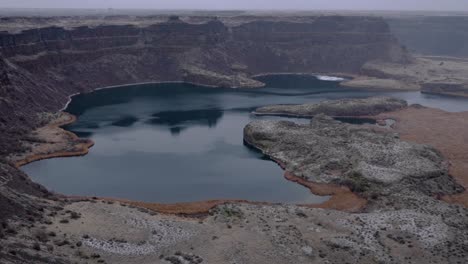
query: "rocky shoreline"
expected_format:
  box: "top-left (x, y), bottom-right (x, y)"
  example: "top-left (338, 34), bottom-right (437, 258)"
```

top-left (244, 137), bottom-right (368, 213)
top-left (243, 114), bottom-right (459, 196)
top-left (249, 97), bottom-right (468, 207)
top-left (241, 97), bottom-right (468, 263)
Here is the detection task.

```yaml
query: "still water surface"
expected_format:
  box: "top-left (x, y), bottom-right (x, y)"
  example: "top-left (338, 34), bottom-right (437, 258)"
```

top-left (22, 75), bottom-right (468, 203)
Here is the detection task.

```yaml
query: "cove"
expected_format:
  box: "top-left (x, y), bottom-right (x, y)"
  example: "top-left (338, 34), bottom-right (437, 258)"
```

top-left (21, 74), bottom-right (468, 204)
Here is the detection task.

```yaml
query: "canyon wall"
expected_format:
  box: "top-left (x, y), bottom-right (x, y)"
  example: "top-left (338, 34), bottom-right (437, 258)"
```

top-left (0, 15), bottom-right (409, 155)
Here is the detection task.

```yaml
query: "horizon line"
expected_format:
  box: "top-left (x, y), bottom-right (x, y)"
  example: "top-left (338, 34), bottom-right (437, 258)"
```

top-left (1, 7), bottom-right (468, 13)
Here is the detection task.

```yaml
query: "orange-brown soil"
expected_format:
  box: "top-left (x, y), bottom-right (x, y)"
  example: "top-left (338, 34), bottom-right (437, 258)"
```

top-left (269, 158), bottom-right (367, 213)
top-left (285, 172), bottom-right (367, 212)
top-left (96, 171), bottom-right (367, 216)
top-left (105, 198), bottom-right (275, 216)
top-left (376, 106), bottom-right (468, 207)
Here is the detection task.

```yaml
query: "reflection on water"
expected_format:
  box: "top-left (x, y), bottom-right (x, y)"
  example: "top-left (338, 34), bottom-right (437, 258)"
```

top-left (147, 109), bottom-right (224, 135)
top-left (22, 75), bottom-right (468, 203)
top-left (111, 116), bottom-right (139, 127)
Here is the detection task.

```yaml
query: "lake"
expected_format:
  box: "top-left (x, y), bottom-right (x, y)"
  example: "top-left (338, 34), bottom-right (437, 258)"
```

top-left (22, 75), bottom-right (468, 203)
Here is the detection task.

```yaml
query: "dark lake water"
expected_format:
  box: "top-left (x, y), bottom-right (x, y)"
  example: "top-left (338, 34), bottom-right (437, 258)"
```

top-left (22, 75), bottom-right (468, 203)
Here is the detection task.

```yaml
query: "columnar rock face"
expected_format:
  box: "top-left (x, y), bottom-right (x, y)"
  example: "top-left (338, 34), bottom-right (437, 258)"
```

top-left (229, 16), bottom-right (409, 73)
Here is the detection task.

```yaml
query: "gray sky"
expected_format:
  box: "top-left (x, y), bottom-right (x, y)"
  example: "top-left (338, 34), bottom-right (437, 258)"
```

top-left (0, 0), bottom-right (467, 11)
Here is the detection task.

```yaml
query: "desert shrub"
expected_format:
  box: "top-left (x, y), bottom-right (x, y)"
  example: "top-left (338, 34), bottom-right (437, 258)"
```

top-left (32, 242), bottom-right (41, 251)
top-left (5, 227), bottom-right (17, 235)
top-left (54, 240), bottom-right (69, 247)
top-left (34, 229), bottom-right (49, 242)
top-left (46, 244), bottom-right (53, 252)
top-left (340, 171), bottom-right (371, 193)
top-left (70, 212), bottom-right (81, 219)
top-left (217, 205), bottom-right (244, 218)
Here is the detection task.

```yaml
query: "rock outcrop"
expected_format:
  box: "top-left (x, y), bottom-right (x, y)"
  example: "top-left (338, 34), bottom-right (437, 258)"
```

top-left (241, 98), bottom-right (468, 264)
top-left (254, 96), bottom-right (407, 117)
top-left (422, 81), bottom-right (468, 97)
top-left (244, 115), bottom-right (461, 196)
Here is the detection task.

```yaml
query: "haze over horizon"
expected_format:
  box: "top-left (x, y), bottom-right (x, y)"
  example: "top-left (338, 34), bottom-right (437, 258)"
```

top-left (0, 0), bottom-right (467, 12)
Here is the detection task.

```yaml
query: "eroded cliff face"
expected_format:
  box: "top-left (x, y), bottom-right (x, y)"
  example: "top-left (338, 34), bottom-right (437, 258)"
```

top-left (229, 16), bottom-right (409, 73)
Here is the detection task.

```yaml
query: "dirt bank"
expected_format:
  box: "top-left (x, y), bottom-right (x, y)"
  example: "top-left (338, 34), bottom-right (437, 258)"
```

top-left (284, 172), bottom-right (367, 212)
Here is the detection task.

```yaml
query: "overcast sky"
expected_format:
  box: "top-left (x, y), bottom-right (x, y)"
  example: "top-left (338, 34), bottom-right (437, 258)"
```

top-left (0, 0), bottom-right (466, 11)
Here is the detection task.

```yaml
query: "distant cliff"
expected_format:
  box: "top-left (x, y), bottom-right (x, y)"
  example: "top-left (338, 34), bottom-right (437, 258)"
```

top-left (387, 16), bottom-right (468, 57)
